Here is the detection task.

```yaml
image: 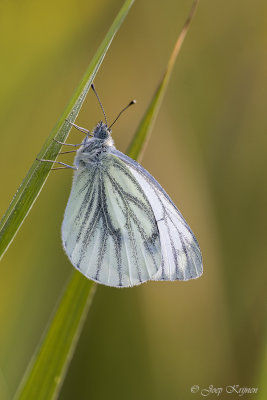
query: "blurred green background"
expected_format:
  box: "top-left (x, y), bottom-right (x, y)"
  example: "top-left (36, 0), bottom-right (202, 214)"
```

top-left (0, 0), bottom-right (267, 399)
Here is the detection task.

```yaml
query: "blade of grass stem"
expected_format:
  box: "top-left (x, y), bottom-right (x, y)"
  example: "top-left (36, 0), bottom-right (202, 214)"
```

top-left (14, 0), bottom-right (135, 398)
top-left (14, 275), bottom-right (96, 400)
top-left (127, 0), bottom-right (199, 161)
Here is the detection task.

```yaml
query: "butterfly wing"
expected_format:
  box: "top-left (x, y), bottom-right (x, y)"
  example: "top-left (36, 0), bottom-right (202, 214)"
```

top-left (110, 149), bottom-right (203, 281)
top-left (62, 154), bottom-right (162, 287)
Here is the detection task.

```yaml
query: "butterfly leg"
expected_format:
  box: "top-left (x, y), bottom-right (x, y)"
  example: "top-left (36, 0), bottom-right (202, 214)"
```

top-left (51, 167), bottom-right (75, 171)
top-left (36, 158), bottom-right (77, 170)
top-left (65, 119), bottom-right (92, 136)
top-left (58, 150), bottom-right (77, 155)
top-left (53, 139), bottom-right (83, 147)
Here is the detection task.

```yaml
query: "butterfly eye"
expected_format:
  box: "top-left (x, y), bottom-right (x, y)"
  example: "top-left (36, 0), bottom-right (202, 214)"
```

top-left (98, 129), bottom-right (109, 140)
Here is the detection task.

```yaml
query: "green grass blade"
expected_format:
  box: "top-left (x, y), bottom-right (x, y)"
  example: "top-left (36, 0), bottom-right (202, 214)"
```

top-left (13, 1), bottom-right (135, 398)
top-left (127, 0), bottom-right (199, 161)
top-left (14, 275), bottom-right (96, 400)
top-left (13, 2), bottom-right (198, 399)
top-left (0, 0), bottom-right (135, 261)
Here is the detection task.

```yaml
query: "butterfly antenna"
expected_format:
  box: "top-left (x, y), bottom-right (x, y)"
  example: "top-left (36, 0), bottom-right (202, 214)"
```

top-left (109, 100), bottom-right (136, 129)
top-left (91, 84), bottom-right (108, 126)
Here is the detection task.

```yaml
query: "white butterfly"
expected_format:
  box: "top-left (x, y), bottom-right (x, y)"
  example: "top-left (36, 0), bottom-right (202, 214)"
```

top-left (60, 111), bottom-right (203, 288)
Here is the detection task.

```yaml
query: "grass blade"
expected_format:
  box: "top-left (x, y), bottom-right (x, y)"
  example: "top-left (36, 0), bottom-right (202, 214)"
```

top-left (0, 0), bottom-right (135, 260)
top-left (127, 0), bottom-right (199, 161)
top-left (13, 1), bottom-right (135, 398)
top-left (14, 2), bottom-right (198, 399)
top-left (14, 276), bottom-right (96, 400)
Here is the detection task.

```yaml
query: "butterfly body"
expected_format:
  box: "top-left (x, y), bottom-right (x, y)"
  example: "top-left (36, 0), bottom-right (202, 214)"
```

top-left (62, 121), bottom-right (202, 287)
top-left (74, 121), bottom-right (114, 166)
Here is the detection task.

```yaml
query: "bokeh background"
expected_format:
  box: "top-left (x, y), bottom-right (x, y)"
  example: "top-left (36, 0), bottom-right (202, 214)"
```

top-left (0, 0), bottom-right (267, 399)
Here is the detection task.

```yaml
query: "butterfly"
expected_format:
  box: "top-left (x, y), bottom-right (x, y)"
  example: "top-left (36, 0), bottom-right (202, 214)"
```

top-left (41, 85), bottom-right (203, 287)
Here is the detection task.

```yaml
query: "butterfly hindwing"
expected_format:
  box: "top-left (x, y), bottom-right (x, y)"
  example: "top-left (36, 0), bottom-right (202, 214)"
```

top-left (62, 154), bottom-right (162, 287)
top-left (110, 149), bottom-right (203, 281)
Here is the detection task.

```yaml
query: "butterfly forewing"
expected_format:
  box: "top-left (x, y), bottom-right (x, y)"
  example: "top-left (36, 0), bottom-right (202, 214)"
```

top-left (110, 149), bottom-right (203, 282)
top-left (62, 154), bottom-right (162, 287)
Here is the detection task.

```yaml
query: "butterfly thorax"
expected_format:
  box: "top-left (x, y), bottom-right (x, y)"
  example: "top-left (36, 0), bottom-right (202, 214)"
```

top-left (74, 121), bottom-right (115, 167)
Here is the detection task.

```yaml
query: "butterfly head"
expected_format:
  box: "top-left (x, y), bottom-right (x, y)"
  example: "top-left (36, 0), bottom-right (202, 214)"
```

top-left (93, 121), bottom-right (111, 140)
